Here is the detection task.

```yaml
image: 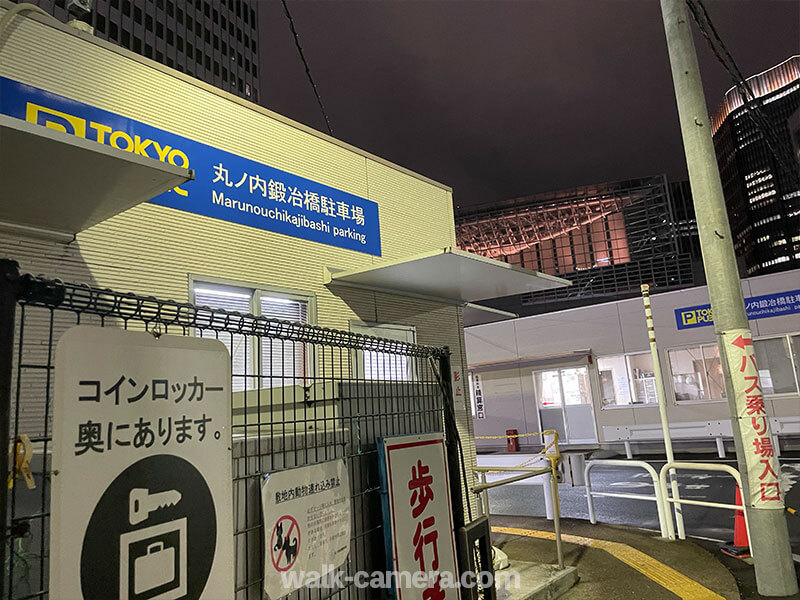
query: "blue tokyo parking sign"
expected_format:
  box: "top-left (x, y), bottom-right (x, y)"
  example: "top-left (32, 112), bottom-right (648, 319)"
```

top-left (0, 76), bottom-right (382, 256)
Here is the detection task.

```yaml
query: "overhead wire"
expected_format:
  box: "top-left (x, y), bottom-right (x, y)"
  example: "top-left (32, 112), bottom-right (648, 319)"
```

top-left (280, 0), bottom-right (334, 136)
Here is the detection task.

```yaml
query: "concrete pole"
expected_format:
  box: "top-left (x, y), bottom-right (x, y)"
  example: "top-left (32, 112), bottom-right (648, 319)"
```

top-left (660, 1), bottom-right (798, 595)
top-left (641, 284), bottom-right (684, 540)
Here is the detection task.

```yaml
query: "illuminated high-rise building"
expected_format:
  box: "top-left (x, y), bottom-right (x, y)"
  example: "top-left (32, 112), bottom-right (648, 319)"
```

top-left (712, 55), bottom-right (800, 275)
top-left (19, 0), bottom-right (260, 102)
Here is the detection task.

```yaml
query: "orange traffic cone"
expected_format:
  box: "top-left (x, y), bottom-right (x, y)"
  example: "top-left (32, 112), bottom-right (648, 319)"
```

top-left (721, 486), bottom-right (750, 558)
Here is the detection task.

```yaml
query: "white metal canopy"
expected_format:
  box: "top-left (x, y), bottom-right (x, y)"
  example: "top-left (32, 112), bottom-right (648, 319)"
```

top-left (0, 114), bottom-right (193, 239)
top-left (325, 247), bottom-right (570, 304)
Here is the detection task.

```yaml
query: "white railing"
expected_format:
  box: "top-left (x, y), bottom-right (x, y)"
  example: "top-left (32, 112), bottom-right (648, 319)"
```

top-left (658, 461), bottom-right (752, 552)
top-left (584, 459), bottom-right (672, 539)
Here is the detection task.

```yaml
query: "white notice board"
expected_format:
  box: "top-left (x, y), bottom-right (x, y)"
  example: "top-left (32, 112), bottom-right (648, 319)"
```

top-left (261, 459), bottom-right (351, 599)
top-left (51, 326), bottom-right (233, 599)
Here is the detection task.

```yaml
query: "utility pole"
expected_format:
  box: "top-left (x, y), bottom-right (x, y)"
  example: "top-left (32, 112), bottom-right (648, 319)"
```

top-left (660, 1), bottom-right (798, 595)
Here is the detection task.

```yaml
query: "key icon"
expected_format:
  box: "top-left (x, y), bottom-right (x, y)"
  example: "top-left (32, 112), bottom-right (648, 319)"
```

top-left (129, 488), bottom-right (182, 525)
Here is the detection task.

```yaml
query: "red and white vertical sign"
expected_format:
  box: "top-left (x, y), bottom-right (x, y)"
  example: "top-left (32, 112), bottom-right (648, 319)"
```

top-left (722, 329), bottom-right (783, 509)
top-left (380, 433), bottom-right (459, 599)
top-left (451, 368), bottom-right (464, 402)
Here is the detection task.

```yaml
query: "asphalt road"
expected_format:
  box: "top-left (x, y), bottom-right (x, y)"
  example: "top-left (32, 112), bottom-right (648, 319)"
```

top-left (481, 456), bottom-right (800, 553)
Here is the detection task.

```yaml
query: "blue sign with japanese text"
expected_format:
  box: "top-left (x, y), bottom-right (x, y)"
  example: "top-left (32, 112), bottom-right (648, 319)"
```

top-left (0, 77), bottom-right (382, 255)
top-left (675, 289), bottom-right (800, 330)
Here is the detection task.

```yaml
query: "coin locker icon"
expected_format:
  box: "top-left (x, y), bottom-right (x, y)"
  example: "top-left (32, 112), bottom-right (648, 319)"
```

top-left (134, 541), bottom-right (175, 594)
top-left (119, 518), bottom-right (188, 600)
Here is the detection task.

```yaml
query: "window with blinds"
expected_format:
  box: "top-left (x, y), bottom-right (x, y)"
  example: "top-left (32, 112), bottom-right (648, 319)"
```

top-left (192, 282), bottom-right (310, 391)
top-left (260, 295), bottom-right (308, 388)
top-left (350, 322), bottom-right (416, 381)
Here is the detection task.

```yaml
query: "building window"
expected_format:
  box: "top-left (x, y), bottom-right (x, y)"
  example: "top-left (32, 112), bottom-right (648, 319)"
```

top-left (109, 21), bottom-right (118, 41)
top-left (95, 13), bottom-right (106, 33)
top-left (598, 353), bottom-right (658, 407)
top-left (192, 281), bottom-right (312, 392)
top-left (669, 344), bottom-right (725, 402)
top-left (754, 335), bottom-right (800, 395)
top-left (350, 322), bottom-right (416, 381)
top-left (598, 355), bottom-right (632, 406)
top-left (627, 353), bottom-right (659, 404)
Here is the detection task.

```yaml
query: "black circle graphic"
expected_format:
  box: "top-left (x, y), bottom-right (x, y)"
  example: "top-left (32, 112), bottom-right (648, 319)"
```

top-left (80, 454), bottom-right (216, 599)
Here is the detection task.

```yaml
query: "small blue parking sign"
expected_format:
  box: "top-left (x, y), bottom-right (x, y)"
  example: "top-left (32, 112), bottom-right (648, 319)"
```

top-left (675, 289), bottom-right (800, 329)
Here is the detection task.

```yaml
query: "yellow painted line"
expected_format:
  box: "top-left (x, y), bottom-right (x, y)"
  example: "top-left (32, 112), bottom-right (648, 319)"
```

top-left (492, 526), bottom-right (726, 600)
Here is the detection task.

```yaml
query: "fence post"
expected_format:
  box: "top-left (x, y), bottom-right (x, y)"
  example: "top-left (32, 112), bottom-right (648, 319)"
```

top-left (0, 259), bottom-right (21, 595)
top-left (438, 348), bottom-right (466, 530)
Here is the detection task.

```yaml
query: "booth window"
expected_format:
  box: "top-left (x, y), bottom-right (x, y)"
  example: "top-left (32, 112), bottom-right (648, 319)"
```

top-left (668, 344), bottom-right (725, 402)
top-left (597, 353), bottom-right (659, 407)
top-left (192, 281), bottom-right (311, 392)
top-left (597, 355), bottom-right (633, 406)
top-left (349, 322), bottom-right (416, 381)
top-left (753, 334), bottom-right (800, 395)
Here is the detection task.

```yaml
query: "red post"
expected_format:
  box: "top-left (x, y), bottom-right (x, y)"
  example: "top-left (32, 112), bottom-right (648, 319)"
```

top-left (506, 429), bottom-right (519, 453)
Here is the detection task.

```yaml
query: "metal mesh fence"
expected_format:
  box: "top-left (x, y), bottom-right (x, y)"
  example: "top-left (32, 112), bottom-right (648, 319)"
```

top-left (2, 271), bottom-right (453, 599)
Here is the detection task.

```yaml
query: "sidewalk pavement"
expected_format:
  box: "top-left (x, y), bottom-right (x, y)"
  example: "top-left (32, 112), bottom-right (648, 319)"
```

top-left (490, 514), bottom-right (742, 600)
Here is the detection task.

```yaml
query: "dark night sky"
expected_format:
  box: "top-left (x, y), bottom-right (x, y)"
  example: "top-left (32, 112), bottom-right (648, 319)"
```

top-left (258, 1), bottom-right (800, 209)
